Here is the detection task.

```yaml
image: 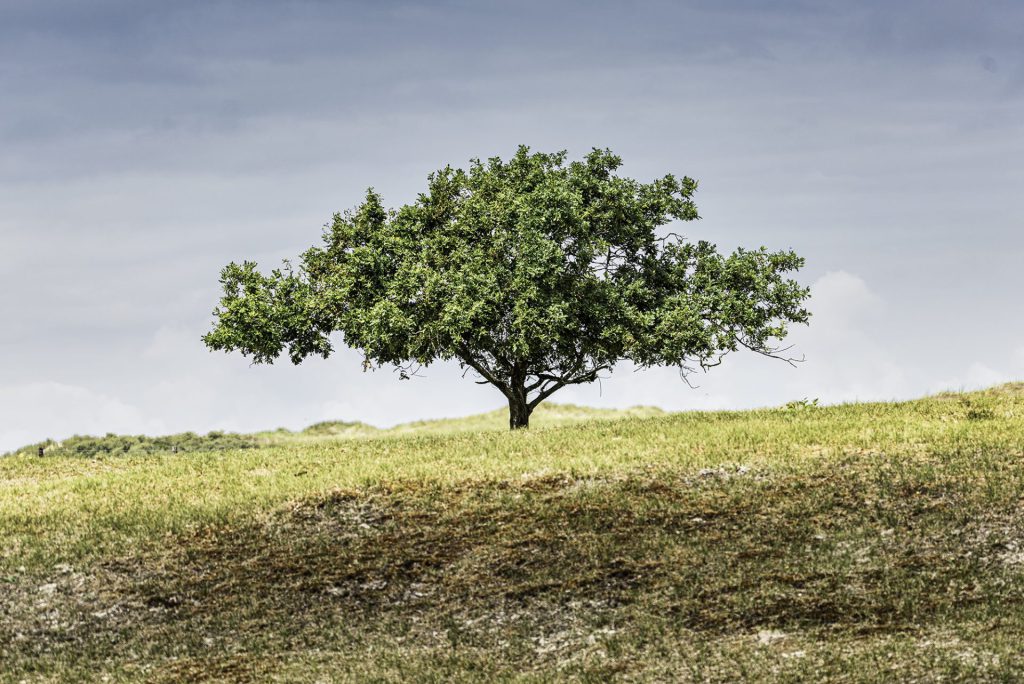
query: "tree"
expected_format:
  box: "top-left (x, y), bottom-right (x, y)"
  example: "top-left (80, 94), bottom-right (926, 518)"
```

top-left (204, 146), bottom-right (810, 429)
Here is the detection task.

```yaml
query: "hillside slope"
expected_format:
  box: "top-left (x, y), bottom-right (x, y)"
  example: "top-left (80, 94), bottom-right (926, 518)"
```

top-left (3, 386), bottom-right (1024, 682)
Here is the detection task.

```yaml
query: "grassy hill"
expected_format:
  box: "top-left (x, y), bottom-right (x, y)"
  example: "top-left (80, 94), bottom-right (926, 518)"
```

top-left (3, 388), bottom-right (1024, 681)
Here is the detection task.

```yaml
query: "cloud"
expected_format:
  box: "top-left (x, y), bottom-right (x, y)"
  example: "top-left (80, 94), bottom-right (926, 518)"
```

top-left (807, 270), bottom-right (880, 326)
top-left (0, 382), bottom-right (164, 453)
top-left (929, 362), bottom-right (1012, 396)
top-left (960, 363), bottom-right (1009, 390)
top-left (790, 271), bottom-right (909, 403)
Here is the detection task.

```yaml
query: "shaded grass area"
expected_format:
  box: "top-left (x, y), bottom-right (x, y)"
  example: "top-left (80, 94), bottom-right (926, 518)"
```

top-left (3, 386), bottom-right (1024, 681)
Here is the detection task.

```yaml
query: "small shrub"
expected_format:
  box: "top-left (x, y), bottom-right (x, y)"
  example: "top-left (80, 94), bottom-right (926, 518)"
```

top-left (302, 420), bottom-right (374, 436)
top-left (960, 397), bottom-right (996, 421)
top-left (783, 397), bottom-right (819, 411)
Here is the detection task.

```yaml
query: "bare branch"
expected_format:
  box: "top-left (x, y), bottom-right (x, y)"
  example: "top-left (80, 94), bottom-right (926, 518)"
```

top-left (392, 359), bottom-right (426, 380)
top-left (526, 364), bottom-right (609, 409)
top-left (457, 343), bottom-right (512, 399)
top-left (735, 337), bottom-right (804, 368)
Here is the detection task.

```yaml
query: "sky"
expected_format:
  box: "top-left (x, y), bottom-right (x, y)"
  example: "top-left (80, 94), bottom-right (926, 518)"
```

top-left (1, 0), bottom-right (1022, 451)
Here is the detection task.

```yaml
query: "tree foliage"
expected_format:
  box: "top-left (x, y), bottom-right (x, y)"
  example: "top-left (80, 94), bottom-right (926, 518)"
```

top-left (204, 146), bottom-right (810, 428)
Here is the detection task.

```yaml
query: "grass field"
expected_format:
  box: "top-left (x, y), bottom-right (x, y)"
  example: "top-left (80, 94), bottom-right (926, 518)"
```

top-left (3, 386), bottom-right (1024, 682)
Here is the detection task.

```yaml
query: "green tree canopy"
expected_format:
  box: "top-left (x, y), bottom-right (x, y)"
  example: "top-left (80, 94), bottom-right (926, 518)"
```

top-left (204, 146), bottom-right (810, 429)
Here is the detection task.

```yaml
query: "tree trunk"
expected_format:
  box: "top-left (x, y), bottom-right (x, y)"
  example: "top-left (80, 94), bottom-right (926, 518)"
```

top-left (508, 394), bottom-right (531, 430)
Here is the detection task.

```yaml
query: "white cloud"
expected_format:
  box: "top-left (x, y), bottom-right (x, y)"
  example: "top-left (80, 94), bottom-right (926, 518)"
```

top-left (0, 382), bottom-right (165, 453)
top-left (808, 270), bottom-right (881, 326)
top-left (929, 362), bottom-right (1010, 395)
top-left (962, 362), bottom-right (1009, 389)
top-left (784, 271), bottom-right (910, 404)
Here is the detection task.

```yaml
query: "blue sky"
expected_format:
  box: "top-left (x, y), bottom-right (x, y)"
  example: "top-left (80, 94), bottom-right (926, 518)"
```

top-left (2, 1), bottom-right (1022, 449)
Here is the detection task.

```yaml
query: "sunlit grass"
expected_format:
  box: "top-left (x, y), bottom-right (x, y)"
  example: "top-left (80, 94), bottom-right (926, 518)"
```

top-left (2, 385), bottom-right (1024, 681)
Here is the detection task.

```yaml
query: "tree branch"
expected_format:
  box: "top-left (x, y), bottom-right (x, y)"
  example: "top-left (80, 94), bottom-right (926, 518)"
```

top-left (526, 365), bottom-right (609, 409)
top-left (457, 343), bottom-right (512, 399)
top-left (735, 337), bottom-right (804, 368)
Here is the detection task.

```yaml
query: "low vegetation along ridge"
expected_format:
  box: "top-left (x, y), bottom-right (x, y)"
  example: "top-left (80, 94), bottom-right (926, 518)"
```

top-left (4, 404), bottom-right (664, 458)
top-left (3, 386), bottom-right (1024, 682)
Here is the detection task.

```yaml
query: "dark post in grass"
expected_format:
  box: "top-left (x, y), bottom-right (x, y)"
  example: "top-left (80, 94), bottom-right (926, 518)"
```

top-left (204, 146), bottom-right (811, 430)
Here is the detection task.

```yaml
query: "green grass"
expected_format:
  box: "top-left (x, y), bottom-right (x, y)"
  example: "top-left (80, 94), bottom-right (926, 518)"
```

top-left (2, 387), bottom-right (1024, 682)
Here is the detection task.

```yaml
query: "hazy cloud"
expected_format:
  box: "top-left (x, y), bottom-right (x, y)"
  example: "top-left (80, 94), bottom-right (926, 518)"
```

top-left (0, 382), bottom-right (163, 452)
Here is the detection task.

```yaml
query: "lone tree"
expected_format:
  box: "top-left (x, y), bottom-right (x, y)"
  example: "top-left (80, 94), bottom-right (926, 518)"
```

top-left (204, 147), bottom-right (810, 429)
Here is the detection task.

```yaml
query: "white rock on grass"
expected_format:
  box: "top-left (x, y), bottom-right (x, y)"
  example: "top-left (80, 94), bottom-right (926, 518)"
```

top-left (756, 630), bottom-right (787, 645)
